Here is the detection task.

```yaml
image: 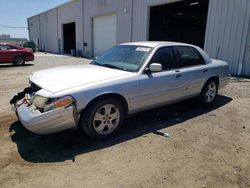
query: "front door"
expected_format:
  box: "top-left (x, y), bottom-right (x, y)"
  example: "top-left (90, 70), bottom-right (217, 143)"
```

top-left (136, 47), bottom-right (183, 110)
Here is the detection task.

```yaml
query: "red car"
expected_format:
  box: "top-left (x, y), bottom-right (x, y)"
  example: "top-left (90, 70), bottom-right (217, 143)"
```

top-left (0, 43), bottom-right (34, 66)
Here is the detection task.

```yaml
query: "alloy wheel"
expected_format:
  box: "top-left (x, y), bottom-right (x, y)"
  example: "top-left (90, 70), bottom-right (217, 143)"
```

top-left (93, 104), bottom-right (120, 135)
top-left (205, 82), bottom-right (217, 103)
top-left (15, 57), bottom-right (24, 65)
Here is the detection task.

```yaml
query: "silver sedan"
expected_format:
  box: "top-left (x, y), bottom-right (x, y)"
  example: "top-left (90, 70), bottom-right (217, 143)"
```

top-left (10, 42), bottom-right (229, 139)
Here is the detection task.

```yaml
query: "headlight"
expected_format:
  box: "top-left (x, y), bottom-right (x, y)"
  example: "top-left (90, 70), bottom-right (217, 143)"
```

top-left (32, 95), bottom-right (48, 109)
top-left (44, 96), bottom-right (74, 112)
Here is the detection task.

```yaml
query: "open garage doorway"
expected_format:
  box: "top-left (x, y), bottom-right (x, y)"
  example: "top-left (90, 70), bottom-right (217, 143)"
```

top-left (149, 0), bottom-right (209, 48)
top-left (63, 22), bottom-right (76, 54)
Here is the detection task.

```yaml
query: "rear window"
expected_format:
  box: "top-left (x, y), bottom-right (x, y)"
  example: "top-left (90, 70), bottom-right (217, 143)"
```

top-left (176, 46), bottom-right (205, 68)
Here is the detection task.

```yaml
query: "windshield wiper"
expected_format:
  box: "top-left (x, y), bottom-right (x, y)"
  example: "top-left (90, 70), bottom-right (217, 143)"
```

top-left (102, 64), bottom-right (124, 71)
top-left (92, 61), bottom-right (127, 71)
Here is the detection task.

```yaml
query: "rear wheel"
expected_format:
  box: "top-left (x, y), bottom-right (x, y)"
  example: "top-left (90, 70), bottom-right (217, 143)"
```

top-left (81, 99), bottom-right (125, 139)
top-left (13, 56), bottom-right (25, 66)
top-left (200, 80), bottom-right (218, 105)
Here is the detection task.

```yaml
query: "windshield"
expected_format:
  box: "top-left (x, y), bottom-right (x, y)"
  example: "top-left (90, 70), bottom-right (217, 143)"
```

top-left (91, 45), bottom-right (152, 72)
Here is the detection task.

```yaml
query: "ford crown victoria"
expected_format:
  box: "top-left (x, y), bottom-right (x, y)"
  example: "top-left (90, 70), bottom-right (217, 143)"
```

top-left (10, 42), bottom-right (229, 139)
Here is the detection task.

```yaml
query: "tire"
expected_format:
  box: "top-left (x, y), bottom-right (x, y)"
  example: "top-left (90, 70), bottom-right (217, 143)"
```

top-left (13, 56), bottom-right (25, 66)
top-left (81, 98), bottom-right (125, 139)
top-left (199, 79), bottom-right (218, 105)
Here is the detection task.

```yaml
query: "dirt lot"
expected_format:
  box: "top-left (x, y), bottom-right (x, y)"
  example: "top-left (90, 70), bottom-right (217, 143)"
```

top-left (0, 53), bottom-right (250, 188)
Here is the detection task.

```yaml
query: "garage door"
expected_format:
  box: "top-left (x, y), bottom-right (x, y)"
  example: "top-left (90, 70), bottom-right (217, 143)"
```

top-left (93, 14), bottom-right (117, 57)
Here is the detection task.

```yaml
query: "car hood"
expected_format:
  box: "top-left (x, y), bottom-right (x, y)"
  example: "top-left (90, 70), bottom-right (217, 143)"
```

top-left (30, 64), bottom-right (132, 93)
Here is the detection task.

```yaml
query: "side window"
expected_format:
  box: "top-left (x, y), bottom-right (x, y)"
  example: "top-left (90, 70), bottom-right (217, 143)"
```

top-left (150, 47), bottom-right (178, 70)
top-left (7, 45), bottom-right (16, 50)
top-left (191, 48), bottom-right (205, 65)
top-left (176, 46), bottom-right (205, 68)
top-left (0, 45), bottom-right (8, 50)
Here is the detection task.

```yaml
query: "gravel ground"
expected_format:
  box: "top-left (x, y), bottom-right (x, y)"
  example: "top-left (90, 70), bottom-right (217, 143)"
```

top-left (0, 53), bottom-right (249, 188)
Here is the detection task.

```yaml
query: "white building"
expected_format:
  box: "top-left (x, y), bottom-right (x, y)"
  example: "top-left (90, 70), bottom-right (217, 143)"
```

top-left (28, 0), bottom-right (250, 76)
top-left (0, 34), bottom-right (11, 39)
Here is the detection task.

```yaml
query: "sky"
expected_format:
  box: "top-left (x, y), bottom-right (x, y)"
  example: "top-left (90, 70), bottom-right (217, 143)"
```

top-left (0, 0), bottom-right (70, 39)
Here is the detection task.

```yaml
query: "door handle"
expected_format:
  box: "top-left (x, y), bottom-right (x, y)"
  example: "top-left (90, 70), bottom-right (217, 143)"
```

top-left (203, 69), bottom-right (208, 73)
top-left (175, 74), bottom-right (182, 78)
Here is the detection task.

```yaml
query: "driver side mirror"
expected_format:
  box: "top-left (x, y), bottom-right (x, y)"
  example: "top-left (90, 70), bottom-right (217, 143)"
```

top-left (149, 63), bottom-right (162, 73)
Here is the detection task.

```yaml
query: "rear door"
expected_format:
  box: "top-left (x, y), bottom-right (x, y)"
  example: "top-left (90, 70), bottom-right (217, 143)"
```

top-left (174, 46), bottom-right (208, 98)
top-left (136, 47), bottom-right (184, 110)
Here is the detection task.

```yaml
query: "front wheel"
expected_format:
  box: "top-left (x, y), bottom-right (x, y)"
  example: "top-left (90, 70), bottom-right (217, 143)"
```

top-left (81, 99), bottom-right (125, 139)
top-left (200, 80), bottom-right (218, 105)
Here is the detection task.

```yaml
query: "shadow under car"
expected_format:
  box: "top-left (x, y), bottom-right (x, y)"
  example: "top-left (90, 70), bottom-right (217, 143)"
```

top-left (0, 63), bottom-right (34, 68)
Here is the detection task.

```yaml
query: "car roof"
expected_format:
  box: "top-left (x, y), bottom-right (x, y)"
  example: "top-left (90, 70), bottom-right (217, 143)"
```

top-left (120, 41), bottom-right (196, 48)
top-left (121, 41), bottom-right (212, 65)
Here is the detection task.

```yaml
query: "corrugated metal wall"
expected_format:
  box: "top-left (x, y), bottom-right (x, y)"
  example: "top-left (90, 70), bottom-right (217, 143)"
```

top-left (28, 0), bottom-right (83, 54)
top-left (83, 0), bottom-right (133, 57)
top-left (39, 9), bottom-right (58, 53)
top-left (57, 0), bottom-right (83, 53)
top-left (131, 0), bottom-right (250, 76)
top-left (27, 0), bottom-right (250, 76)
top-left (28, 16), bottom-right (40, 49)
top-left (204, 0), bottom-right (250, 76)
top-left (242, 7), bottom-right (250, 76)
top-left (132, 0), bottom-right (182, 41)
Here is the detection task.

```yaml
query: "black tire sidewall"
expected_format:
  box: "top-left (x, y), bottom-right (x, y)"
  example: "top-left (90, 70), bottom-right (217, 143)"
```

top-left (81, 99), bottom-right (125, 139)
top-left (14, 56), bottom-right (25, 66)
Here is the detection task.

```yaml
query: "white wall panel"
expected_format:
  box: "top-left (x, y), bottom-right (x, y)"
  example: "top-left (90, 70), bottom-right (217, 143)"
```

top-left (204, 0), bottom-right (250, 75)
top-left (93, 14), bottom-right (117, 56)
top-left (27, 0), bottom-right (250, 75)
top-left (28, 16), bottom-right (41, 49)
top-left (83, 0), bottom-right (133, 57)
top-left (39, 9), bottom-right (58, 53)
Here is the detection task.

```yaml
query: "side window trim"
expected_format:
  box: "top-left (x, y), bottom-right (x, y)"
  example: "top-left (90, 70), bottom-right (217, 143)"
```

top-left (173, 46), bottom-right (180, 68)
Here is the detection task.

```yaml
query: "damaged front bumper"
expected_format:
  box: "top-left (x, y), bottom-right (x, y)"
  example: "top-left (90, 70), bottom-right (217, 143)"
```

top-left (10, 87), bottom-right (78, 134)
